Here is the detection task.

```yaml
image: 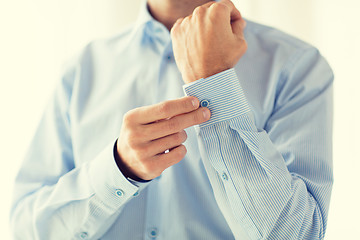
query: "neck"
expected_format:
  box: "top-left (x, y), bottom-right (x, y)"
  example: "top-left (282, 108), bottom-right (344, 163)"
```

top-left (147, 0), bottom-right (212, 31)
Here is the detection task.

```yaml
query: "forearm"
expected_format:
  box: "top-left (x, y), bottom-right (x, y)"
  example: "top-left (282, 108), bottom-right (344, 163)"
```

top-left (197, 117), bottom-right (331, 239)
top-left (10, 142), bottom-right (141, 240)
top-left (184, 63), bottom-right (333, 239)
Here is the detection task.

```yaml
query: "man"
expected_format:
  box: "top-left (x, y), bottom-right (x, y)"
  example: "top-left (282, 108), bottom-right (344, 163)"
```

top-left (10, 0), bottom-right (333, 239)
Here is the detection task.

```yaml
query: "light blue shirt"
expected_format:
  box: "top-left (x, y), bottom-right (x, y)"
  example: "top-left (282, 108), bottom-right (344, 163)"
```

top-left (10, 2), bottom-right (334, 240)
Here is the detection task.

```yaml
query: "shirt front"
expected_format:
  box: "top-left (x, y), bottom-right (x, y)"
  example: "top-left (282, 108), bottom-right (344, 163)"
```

top-left (10, 1), bottom-right (334, 240)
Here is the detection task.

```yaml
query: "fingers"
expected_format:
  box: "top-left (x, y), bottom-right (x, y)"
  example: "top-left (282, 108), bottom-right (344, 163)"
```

top-left (192, 0), bottom-right (241, 22)
top-left (195, 1), bottom-right (216, 10)
top-left (175, 0), bottom-right (244, 33)
top-left (146, 130), bottom-right (187, 156)
top-left (153, 144), bottom-right (187, 170)
top-left (219, 0), bottom-right (246, 35)
top-left (132, 96), bottom-right (200, 124)
top-left (217, 0), bottom-right (242, 21)
top-left (208, 0), bottom-right (245, 36)
top-left (231, 17), bottom-right (247, 36)
top-left (172, 17), bottom-right (184, 31)
top-left (145, 107), bottom-right (211, 140)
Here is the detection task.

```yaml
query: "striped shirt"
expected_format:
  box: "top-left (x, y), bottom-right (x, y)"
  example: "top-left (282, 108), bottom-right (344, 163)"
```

top-left (10, 1), bottom-right (333, 239)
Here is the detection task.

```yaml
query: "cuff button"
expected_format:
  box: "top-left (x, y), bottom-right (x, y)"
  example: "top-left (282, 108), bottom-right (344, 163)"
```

top-left (79, 232), bottom-right (88, 239)
top-left (115, 189), bottom-right (124, 197)
top-left (200, 99), bottom-right (210, 108)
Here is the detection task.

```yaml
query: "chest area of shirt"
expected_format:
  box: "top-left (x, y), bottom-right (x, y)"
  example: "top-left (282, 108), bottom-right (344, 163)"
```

top-left (70, 53), bottom-right (187, 164)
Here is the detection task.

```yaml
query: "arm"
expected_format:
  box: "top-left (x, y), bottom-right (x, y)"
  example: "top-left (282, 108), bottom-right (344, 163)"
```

top-left (10, 56), bottom-right (210, 239)
top-left (10, 61), bottom-right (141, 239)
top-left (184, 57), bottom-right (333, 239)
top-left (171, 0), bottom-right (333, 239)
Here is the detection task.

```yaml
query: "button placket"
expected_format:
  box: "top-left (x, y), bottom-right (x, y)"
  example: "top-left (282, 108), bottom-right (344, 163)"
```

top-left (144, 181), bottom-right (161, 240)
top-left (148, 227), bottom-right (159, 239)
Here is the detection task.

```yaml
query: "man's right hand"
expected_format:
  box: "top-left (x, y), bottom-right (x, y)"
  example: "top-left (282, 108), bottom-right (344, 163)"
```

top-left (116, 96), bottom-right (211, 181)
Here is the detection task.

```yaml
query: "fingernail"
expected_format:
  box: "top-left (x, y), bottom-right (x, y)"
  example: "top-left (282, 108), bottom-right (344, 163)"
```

top-left (203, 108), bottom-right (210, 120)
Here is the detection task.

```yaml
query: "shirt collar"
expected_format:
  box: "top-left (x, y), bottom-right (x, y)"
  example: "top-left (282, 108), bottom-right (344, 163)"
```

top-left (133, 0), bottom-right (171, 49)
top-left (135, 0), bottom-right (154, 27)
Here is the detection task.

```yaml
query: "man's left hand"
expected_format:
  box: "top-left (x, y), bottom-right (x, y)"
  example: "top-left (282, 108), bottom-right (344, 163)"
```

top-left (171, 0), bottom-right (247, 84)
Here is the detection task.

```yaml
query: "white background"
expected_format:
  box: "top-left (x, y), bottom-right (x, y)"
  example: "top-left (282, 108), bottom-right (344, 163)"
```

top-left (1, 0), bottom-right (359, 239)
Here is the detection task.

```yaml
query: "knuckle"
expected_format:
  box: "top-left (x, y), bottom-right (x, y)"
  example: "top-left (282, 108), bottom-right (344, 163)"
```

top-left (183, 15), bottom-right (191, 22)
top-left (193, 6), bottom-right (205, 16)
top-left (175, 145), bottom-right (187, 159)
top-left (210, 2), bottom-right (224, 11)
top-left (180, 130), bottom-right (188, 142)
top-left (173, 131), bottom-right (186, 143)
top-left (170, 24), bottom-right (178, 36)
top-left (171, 18), bottom-right (183, 34)
top-left (182, 98), bottom-right (193, 110)
top-left (193, 110), bottom-right (203, 123)
top-left (175, 18), bottom-right (183, 24)
top-left (172, 132), bottom-right (182, 142)
top-left (180, 18), bottom-right (188, 28)
top-left (170, 28), bottom-right (175, 37)
top-left (158, 101), bottom-right (171, 116)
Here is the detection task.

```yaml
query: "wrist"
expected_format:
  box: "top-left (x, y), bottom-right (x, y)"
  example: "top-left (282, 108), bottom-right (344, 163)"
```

top-left (113, 139), bottom-right (148, 182)
top-left (183, 65), bottom-right (232, 84)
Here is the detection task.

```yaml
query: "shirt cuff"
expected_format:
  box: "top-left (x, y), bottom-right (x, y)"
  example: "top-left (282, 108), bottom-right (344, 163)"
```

top-left (88, 140), bottom-right (140, 210)
top-left (127, 177), bottom-right (151, 193)
top-left (183, 68), bottom-right (251, 128)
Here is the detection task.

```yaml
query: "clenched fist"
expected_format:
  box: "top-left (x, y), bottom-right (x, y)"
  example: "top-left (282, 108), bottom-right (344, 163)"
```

top-left (171, 0), bottom-right (247, 84)
top-left (116, 97), bottom-right (211, 181)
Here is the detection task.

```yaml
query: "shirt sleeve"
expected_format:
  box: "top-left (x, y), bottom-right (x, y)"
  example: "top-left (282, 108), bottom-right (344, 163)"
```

top-left (9, 61), bottom-right (148, 240)
top-left (183, 48), bottom-right (333, 240)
